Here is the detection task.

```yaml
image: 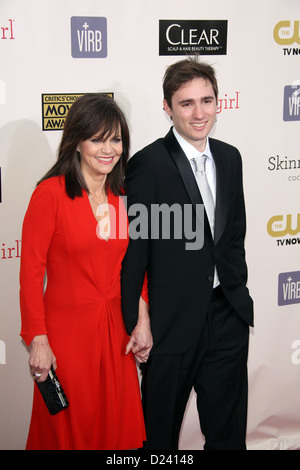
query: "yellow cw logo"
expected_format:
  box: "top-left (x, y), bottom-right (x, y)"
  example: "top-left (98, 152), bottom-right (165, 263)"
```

top-left (273, 20), bottom-right (300, 45)
top-left (267, 214), bottom-right (300, 237)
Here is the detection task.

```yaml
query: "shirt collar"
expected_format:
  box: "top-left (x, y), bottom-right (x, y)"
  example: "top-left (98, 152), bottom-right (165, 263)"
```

top-left (172, 127), bottom-right (213, 162)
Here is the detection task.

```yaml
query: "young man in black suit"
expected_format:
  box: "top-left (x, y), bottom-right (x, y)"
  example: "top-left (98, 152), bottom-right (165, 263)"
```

top-left (121, 58), bottom-right (253, 450)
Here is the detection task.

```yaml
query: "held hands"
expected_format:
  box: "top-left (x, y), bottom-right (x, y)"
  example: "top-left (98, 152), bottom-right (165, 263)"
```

top-left (125, 296), bottom-right (153, 363)
top-left (29, 335), bottom-right (57, 383)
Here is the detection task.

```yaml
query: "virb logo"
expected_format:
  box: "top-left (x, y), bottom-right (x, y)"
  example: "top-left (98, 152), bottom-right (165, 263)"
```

top-left (71, 17), bottom-right (107, 58)
top-left (278, 271), bottom-right (300, 306)
top-left (283, 83), bottom-right (300, 121)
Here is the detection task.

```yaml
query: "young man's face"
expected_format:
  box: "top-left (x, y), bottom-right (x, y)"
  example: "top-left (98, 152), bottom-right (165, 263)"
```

top-left (163, 77), bottom-right (217, 152)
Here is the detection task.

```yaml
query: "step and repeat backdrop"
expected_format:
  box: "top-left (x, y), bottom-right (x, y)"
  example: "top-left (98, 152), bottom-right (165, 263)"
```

top-left (0, 0), bottom-right (299, 450)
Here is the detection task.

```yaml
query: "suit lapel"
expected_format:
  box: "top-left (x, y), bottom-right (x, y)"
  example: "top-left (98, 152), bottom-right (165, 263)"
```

top-left (163, 129), bottom-right (209, 238)
top-left (163, 129), bottom-right (202, 207)
top-left (163, 130), bottom-right (229, 245)
top-left (209, 138), bottom-right (228, 244)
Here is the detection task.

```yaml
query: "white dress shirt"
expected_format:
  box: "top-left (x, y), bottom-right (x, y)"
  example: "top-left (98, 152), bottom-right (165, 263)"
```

top-left (172, 128), bottom-right (219, 288)
top-left (172, 128), bottom-right (216, 204)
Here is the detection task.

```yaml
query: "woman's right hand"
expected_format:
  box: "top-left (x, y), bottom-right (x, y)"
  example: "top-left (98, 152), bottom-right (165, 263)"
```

top-left (29, 335), bottom-right (57, 383)
top-left (125, 296), bottom-right (153, 363)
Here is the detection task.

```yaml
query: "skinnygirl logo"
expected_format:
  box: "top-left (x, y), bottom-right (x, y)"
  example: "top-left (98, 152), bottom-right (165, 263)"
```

top-left (0, 240), bottom-right (21, 260)
top-left (217, 92), bottom-right (240, 114)
top-left (1, 19), bottom-right (15, 40)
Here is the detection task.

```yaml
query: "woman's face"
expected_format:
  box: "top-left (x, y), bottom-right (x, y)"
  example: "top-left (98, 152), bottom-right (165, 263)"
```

top-left (78, 125), bottom-right (123, 179)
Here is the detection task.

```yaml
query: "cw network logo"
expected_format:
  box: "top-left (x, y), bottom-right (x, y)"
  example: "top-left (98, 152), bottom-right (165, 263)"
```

top-left (71, 16), bottom-right (107, 58)
top-left (273, 20), bottom-right (300, 55)
top-left (267, 213), bottom-right (300, 246)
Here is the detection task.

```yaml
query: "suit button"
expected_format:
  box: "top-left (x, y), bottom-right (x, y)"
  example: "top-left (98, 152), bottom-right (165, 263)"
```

top-left (208, 275), bottom-right (214, 282)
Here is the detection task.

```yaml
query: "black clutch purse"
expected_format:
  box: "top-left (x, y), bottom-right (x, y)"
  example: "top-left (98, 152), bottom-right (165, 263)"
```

top-left (36, 366), bottom-right (69, 415)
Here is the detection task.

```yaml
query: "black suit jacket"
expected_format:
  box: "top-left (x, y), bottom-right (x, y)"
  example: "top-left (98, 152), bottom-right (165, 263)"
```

top-left (121, 128), bottom-right (253, 354)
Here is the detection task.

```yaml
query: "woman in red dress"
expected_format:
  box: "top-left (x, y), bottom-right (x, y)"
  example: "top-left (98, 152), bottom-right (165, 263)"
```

top-left (20, 94), bottom-right (151, 450)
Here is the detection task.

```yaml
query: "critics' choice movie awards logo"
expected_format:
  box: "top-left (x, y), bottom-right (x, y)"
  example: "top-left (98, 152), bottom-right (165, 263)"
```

top-left (159, 20), bottom-right (227, 55)
top-left (273, 20), bottom-right (300, 55)
top-left (42, 93), bottom-right (113, 131)
top-left (71, 17), bottom-right (107, 58)
top-left (283, 83), bottom-right (300, 121)
top-left (278, 271), bottom-right (300, 306)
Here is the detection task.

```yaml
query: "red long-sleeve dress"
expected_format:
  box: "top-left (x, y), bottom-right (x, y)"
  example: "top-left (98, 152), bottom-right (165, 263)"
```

top-left (20, 176), bottom-right (146, 450)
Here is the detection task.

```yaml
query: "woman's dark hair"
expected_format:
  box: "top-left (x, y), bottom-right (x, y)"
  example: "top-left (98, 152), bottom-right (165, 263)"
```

top-left (38, 93), bottom-right (130, 198)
